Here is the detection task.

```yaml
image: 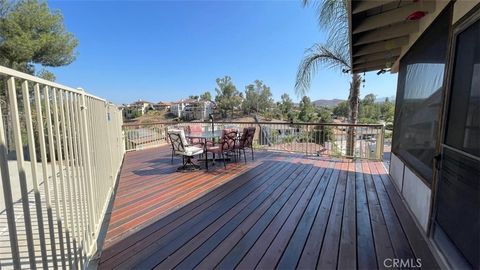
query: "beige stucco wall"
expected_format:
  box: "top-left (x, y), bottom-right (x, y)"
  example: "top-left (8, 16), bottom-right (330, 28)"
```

top-left (453, 0), bottom-right (479, 23)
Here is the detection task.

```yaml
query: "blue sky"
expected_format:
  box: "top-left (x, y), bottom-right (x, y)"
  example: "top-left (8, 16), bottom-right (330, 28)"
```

top-left (48, 0), bottom-right (398, 104)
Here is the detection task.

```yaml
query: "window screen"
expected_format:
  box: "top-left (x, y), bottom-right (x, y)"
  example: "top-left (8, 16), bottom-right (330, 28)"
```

top-left (392, 7), bottom-right (451, 183)
top-left (445, 19), bottom-right (480, 158)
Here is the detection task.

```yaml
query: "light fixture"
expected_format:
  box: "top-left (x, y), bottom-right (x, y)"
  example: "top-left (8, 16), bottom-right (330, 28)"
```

top-left (377, 69), bottom-right (387, 75)
top-left (377, 68), bottom-right (392, 75)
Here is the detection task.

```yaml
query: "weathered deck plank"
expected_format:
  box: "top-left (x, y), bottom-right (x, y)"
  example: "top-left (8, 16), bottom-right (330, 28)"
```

top-left (98, 146), bottom-right (439, 269)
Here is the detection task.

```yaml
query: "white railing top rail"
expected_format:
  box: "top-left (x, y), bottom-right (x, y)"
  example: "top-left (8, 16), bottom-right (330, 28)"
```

top-left (0, 65), bottom-right (106, 102)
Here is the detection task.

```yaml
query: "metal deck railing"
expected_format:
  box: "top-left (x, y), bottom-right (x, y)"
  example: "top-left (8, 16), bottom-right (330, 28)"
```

top-left (122, 121), bottom-right (385, 160)
top-left (0, 65), bottom-right (124, 269)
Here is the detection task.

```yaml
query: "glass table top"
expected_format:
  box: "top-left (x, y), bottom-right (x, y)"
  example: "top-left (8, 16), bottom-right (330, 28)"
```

top-left (186, 130), bottom-right (223, 139)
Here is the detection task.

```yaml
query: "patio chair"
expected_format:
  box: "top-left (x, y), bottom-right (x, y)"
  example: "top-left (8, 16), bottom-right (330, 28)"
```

top-left (186, 124), bottom-right (206, 146)
top-left (224, 124), bottom-right (241, 132)
top-left (165, 127), bottom-right (175, 164)
top-left (167, 126), bottom-right (189, 163)
top-left (206, 129), bottom-right (238, 169)
top-left (167, 129), bottom-right (204, 171)
top-left (189, 124), bottom-right (218, 149)
top-left (236, 127), bottom-right (256, 163)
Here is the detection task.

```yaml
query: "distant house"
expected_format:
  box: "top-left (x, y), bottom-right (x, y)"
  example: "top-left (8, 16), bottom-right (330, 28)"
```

top-left (170, 99), bottom-right (191, 118)
top-left (153, 101), bottom-right (171, 112)
top-left (183, 100), bottom-right (215, 121)
top-left (132, 99), bottom-right (155, 114)
top-left (121, 99), bottom-right (155, 119)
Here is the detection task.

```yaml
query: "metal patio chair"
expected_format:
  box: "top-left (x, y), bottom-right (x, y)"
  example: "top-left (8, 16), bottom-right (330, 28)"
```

top-left (167, 129), bottom-right (204, 171)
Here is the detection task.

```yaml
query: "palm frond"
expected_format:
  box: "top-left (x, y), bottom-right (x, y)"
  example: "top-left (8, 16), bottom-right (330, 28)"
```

top-left (295, 43), bottom-right (350, 97)
top-left (303, 1), bottom-right (347, 28)
top-left (303, 0), bottom-right (349, 56)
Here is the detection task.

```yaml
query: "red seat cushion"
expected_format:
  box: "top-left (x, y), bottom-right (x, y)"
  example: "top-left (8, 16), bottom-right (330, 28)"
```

top-left (207, 146), bottom-right (222, 153)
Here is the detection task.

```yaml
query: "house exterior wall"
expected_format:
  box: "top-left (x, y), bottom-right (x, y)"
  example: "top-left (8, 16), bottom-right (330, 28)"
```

top-left (389, 0), bottom-right (478, 235)
top-left (389, 153), bottom-right (404, 190)
top-left (390, 153), bottom-right (432, 232)
top-left (182, 101), bottom-right (213, 121)
top-left (171, 103), bottom-right (185, 117)
top-left (402, 166), bottom-right (431, 231)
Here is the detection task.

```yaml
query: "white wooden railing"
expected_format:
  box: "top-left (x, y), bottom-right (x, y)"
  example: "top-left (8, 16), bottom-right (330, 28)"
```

top-left (0, 65), bottom-right (124, 269)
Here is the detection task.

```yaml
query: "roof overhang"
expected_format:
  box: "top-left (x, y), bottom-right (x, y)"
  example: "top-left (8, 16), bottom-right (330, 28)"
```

top-left (348, 0), bottom-right (437, 73)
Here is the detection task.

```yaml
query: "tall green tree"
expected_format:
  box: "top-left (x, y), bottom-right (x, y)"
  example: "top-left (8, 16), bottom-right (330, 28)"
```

top-left (295, 0), bottom-right (360, 155)
top-left (0, 0), bottom-right (78, 152)
top-left (316, 106), bottom-right (332, 123)
top-left (278, 93), bottom-right (294, 120)
top-left (0, 0), bottom-right (78, 72)
top-left (200, 91), bottom-right (212, 101)
top-left (37, 68), bottom-right (56, 81)
top-left (242, 80), bottom-right (274, 115)
top-left (214, 76), bottom-right (242, 118)
top-left (362, 93), bottom-right (376, 105)
top-left (298, 96), bottom-right (317, 122)
top-left (332, 100), bottom-right (348, 118)
top-left (381, 98), bottom-right (395, 123)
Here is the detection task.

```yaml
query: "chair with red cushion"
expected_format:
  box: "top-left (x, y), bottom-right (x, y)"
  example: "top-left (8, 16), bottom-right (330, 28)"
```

top-left (235, 127), bottom-right (256, 163)
top-left (185, 124), bottom-right (204, 145)
top-left (206, 129), bottom-right (238, 169)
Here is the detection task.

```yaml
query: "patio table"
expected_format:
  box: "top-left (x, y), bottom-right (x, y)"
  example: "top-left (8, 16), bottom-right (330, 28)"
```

top-left (186, 130), bottom-right (224, 170)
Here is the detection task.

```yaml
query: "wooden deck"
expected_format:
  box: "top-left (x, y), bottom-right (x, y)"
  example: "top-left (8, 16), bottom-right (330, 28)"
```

top-left (98, 146), bottom-right (438, 269)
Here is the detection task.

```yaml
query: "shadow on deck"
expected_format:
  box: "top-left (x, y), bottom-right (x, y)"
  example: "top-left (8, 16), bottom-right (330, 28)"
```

top-left (98, 146), bottom-right (438, 269)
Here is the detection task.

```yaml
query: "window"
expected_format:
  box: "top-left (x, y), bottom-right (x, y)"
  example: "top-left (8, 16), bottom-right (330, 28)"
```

top-left (445, 19), bottom-right (480, 157)
top-left (392, 7), bottom-right (451, 183)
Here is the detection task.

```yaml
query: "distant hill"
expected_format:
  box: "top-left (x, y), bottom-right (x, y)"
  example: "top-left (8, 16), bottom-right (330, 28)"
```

top-left (375, 96), bottom-right (396, 103)
top-left (312, 99), bottom-right (345, 108)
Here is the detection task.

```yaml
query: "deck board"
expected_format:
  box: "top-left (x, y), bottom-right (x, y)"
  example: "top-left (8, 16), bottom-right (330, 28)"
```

top-left (338, 162), bottom-right (357, 270)
top-left (98, 146), bottom-right (439, 269)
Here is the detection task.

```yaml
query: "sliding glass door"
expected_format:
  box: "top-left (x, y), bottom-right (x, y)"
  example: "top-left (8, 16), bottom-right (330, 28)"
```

top-left (432, 9), bottom-right (480, 270)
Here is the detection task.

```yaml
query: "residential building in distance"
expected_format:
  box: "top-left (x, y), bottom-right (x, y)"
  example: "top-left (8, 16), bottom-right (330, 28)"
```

top-left (153, 101), bottom-right (172, 112)
top-left (183, 100), bottom-right (215, 121)
top-left (120, 98), bottom-right (215, 121)
top-left (170, 98), bottom-right (192, 118)
top-left (120, 99), bottom-right (155, 118)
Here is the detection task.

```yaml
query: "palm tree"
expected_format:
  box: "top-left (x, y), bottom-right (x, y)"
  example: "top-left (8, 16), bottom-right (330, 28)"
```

top-left (295, 0), bottom-right (361, 156)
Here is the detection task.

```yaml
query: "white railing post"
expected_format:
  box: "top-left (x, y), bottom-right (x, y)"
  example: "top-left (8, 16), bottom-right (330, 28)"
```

top-left (34, 84), bottom-right (59, 269)
top-left (44, 85), bottom-right (68, 269)
top-left (80, 93), bottom-right (98, 254)
top-left (105, 103), bottom-right (115, 186)
top-left (62, 90), bottom-right (83, 268)
top-left (52, 88), bottom-right (74, 268)
top-left (7, 77), bottom-right (37, 269)
top-left (0, 79), bottom-right (21, 270)
top-left (22, 81), bottom-right (49, 269)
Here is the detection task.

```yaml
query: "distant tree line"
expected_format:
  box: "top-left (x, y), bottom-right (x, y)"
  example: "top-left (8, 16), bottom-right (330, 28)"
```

top-left (332, 94), bottom-right (395, 124)
top-left (191, 75), bottom-right (394, 126)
